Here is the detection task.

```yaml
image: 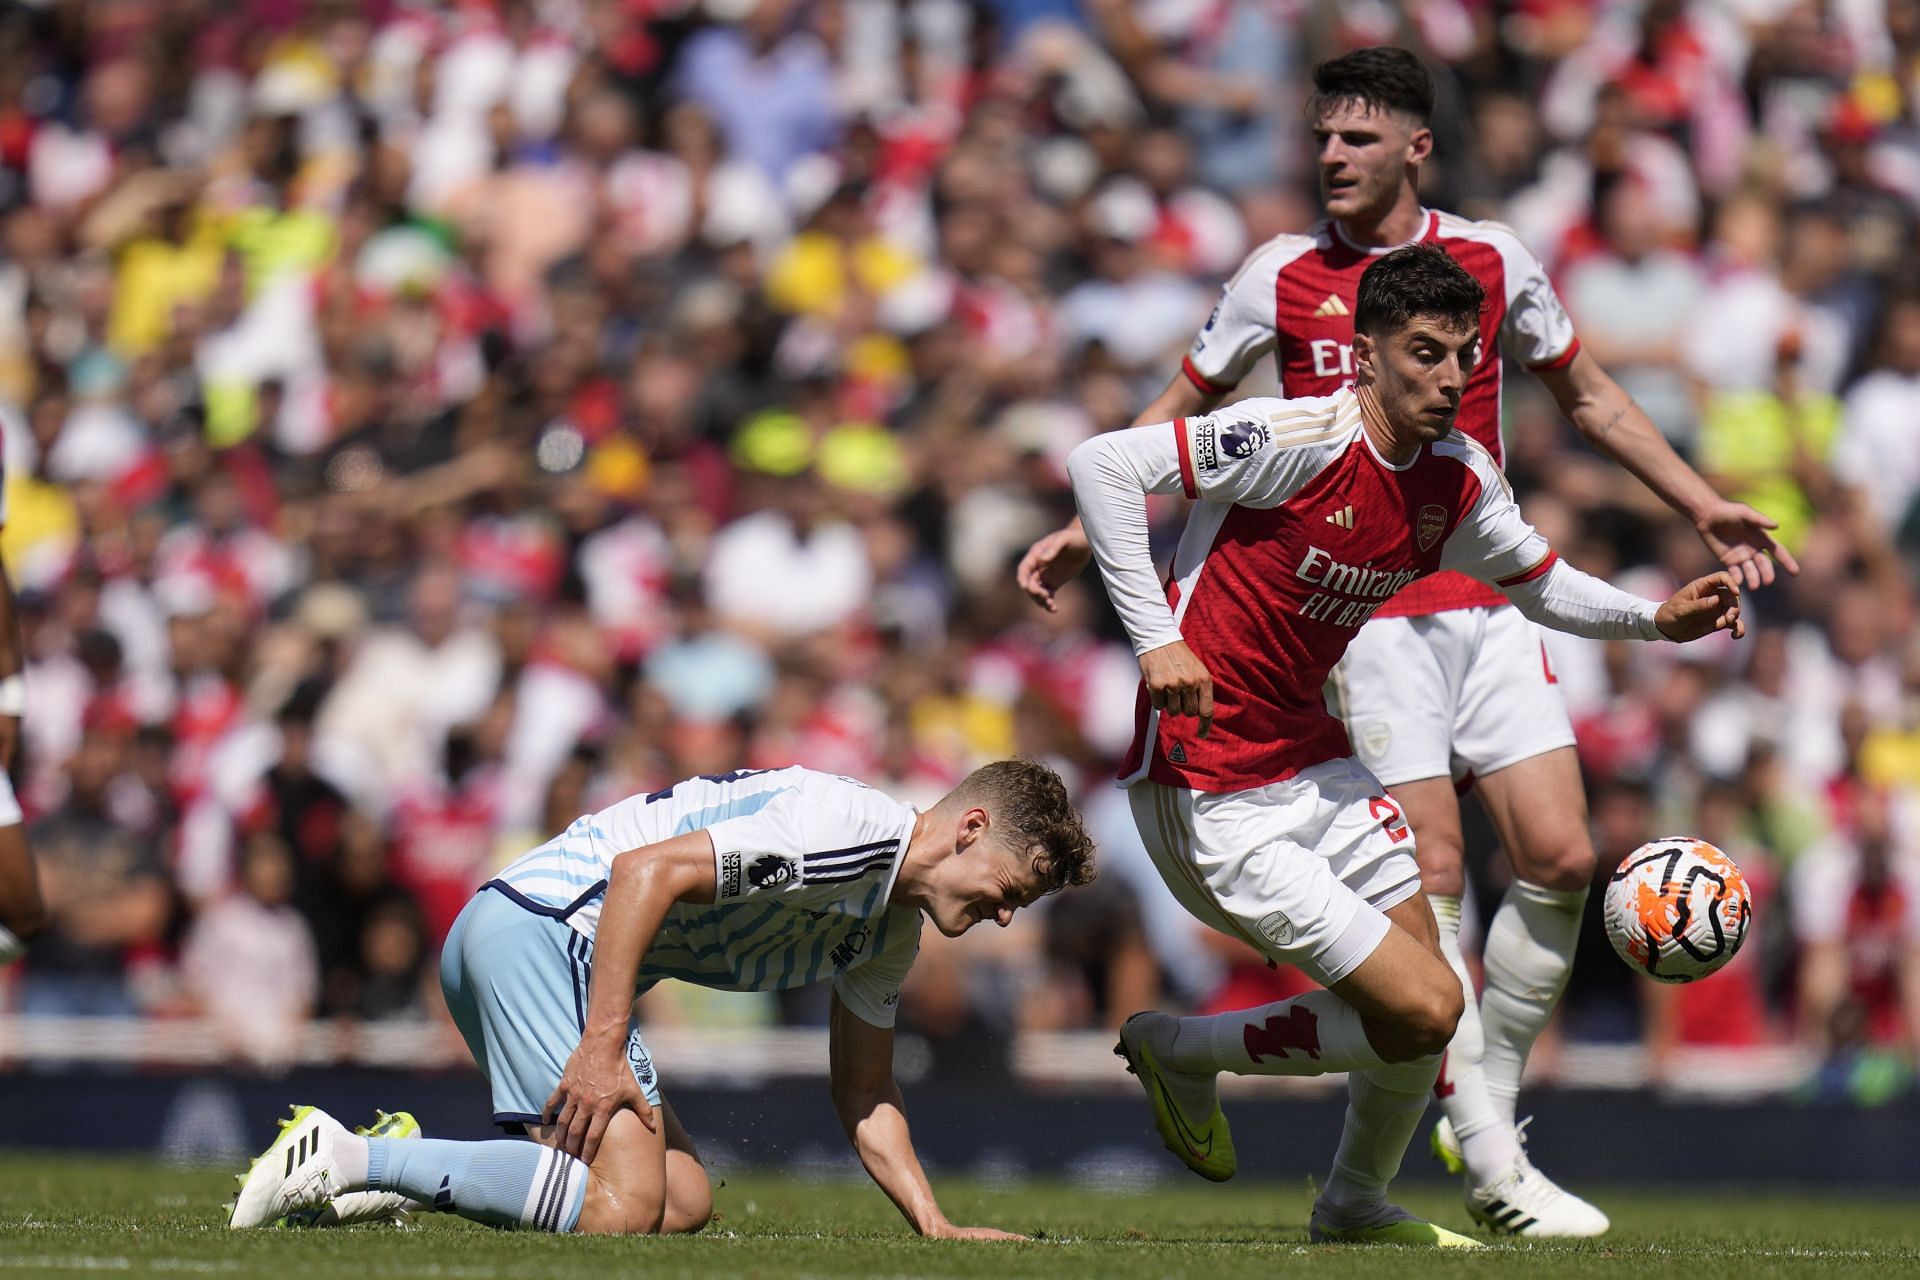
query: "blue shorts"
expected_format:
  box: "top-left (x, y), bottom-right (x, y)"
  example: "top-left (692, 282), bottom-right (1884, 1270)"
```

top-left (441, 886), bottom-right (662, 1132)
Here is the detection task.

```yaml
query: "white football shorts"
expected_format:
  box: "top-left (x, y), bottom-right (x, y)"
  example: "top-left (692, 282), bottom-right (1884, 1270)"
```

top-left (1129, 756), bottom-right (1422, 987)
top-left (1330, 604), bottom-right (1577, 789)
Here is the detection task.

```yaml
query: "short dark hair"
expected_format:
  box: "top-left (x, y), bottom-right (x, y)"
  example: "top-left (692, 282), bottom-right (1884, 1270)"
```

top-left (1354, 243), bottom-right (1484, 338)
top-left (1311, 47), bottom-right (1435, 124)
top-left (955, 757), bottom-right (1096, 895)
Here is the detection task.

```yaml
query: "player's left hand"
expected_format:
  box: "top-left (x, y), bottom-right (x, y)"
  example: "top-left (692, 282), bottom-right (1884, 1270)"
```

top-left (1655, 571), bottom-right (1745, 642)
top-left (1695, 500), bottom-right (1799, 588)
top-left (925, 1223), bottom-right (1028, 1241)
top-left (544, 1036), bottom-right (653, 1165)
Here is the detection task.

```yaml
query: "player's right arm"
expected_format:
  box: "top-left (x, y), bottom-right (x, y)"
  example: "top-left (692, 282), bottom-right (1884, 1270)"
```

top-left (1018, 243), bottom-right (1284, 610)
top-left (1067, 403), bottom-right (1321, 736)
top-left (546, 828), bottom-right (718, 1164)
top-left (828, 990), bottom-right (1023, 1240)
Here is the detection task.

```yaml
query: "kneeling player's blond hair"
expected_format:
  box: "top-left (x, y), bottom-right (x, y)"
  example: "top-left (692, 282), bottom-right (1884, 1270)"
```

top-left (953, 757), bottom-right (1096, 895)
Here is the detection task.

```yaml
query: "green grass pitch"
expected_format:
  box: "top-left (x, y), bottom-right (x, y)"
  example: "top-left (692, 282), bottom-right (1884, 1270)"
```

top-left (1, 1153), bottom-right (1915, 1278)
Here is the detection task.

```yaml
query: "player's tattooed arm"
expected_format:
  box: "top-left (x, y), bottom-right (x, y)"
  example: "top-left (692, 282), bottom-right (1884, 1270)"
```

top-left (1588, 404), bottom-right (1628, 444)
top-left (544, 830), bottom-right (717, 1164)
top-left (829, 993), bottom-right (1026, 1241)
top-left (1535, 349), bottom-right (1797, 587)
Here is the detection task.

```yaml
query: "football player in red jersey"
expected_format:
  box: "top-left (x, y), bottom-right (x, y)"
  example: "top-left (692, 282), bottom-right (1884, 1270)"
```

top-left (1074, 243), bottom-right (1741, 1246)
top-left (1023, 47), bottom-right (1793, 1237)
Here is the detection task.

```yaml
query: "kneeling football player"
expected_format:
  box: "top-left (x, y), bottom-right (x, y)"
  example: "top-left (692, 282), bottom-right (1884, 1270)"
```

top-left (230, 758), bottom-right (1094, 1237)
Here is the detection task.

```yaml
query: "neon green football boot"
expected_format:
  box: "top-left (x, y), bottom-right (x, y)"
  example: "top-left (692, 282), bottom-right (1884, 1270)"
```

top-left (1114, 1011), bottom-right (1237, 1182)
top-left (1429, 1114), bottom-right (1466, 1176)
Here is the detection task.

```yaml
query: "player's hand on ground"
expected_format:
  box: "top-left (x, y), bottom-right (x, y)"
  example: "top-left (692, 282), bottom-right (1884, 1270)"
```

top-left (1139, 640), bottom-right (1214, 737)
top-left (1016, 521), bottom-right (1093, 612)
top-left (926, 1222), bottom-right (1028, 1241)
top-left (1695, 499), bottom-right (1799, 588)
top-left (1655, 571), bottom-right (1745, 642)
top-left (544, 1037), bottom-right (653, 1165)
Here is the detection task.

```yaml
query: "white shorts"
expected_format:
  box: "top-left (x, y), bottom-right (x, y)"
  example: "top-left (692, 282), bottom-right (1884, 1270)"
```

top-left (1331, 605), bottom-right (1577, 789)
top-left (1129, 757), bottom-right (1423, 987)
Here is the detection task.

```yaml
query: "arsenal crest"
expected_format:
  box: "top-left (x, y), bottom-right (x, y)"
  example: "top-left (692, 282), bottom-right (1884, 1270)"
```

top-left (1417, 503), bottom-right (1447, 551)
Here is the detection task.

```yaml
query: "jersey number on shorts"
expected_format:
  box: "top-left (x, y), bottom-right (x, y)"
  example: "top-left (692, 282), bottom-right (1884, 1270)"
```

top-left (1368, 796), bottom-right (1410, 843)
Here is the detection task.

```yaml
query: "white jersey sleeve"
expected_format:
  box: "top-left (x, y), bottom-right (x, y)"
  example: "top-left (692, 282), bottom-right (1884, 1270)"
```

top-left (830, 907), bottom-right (920, 1027)
top-left (703, 773), bottom-right (914, 909)
top-left (1181, 234), bottom-right (1314, 392)
top-left (1067, 395), bottom-right (1353, 657)
top-left (1439, 214), bottom-right (1580, 371)
top-left (1437, 435), bottom-right (1661, 639)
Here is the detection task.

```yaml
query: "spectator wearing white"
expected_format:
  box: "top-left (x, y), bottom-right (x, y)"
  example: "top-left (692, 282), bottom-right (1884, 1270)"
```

top-left (318, 567), bottom-right (502, 813)
top-left (1835, 291), bottom-right (1920, 543)
top-left (1562, 179), bottom-right (1705, 446)
top-left (181, 831), bottom-right (320, 1068)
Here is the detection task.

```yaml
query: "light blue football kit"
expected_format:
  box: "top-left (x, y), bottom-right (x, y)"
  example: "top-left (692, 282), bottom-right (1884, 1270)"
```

top-left (442, 767), bottom-right (923, 1129)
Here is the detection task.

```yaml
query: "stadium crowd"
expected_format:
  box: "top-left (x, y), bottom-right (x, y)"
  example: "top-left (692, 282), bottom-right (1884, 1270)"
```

top-left (0, 0), bottom-right (1917, 1099)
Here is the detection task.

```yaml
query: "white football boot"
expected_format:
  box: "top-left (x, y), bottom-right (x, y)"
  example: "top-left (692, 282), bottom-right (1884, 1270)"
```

top-left (230, 1105), bottom-right (355, 1229)
top-left (1465, 1146), bottom-right (1611, 1238)
top-left (281, 1109), bottom-right (423, 1227)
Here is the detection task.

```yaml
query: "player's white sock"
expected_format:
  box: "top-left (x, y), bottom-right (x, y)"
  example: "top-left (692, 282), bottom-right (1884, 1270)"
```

top-left (1430, 895), bottom-right (1520, 1184)
top-left (1168, 990), bottom-right (1387, 1077)
top-left (332, 1132), bottom-right (370, 1187)
top-left (1317, 1055), bottom-right (1440, 1219)
top-left (1480, 880), bottom-right (1587, 1126)
top-left (366, 1137), bottom-right (587, 1231)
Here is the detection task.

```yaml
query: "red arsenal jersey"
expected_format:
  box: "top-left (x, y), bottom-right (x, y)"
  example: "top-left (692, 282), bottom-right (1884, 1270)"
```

top-left (1180, 209), bottom-right (1579, 618)
top-left (1091, 393), bottom-right (1556, 793)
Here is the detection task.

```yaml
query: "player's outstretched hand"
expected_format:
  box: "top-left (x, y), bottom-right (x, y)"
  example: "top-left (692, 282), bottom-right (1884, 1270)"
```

top-left (543, 1035), bottom-right (653, 1165)
top-left (1017, 521), bottom-right (1093, 612)
top-left (926, 1223), bottom-right (1028, 1241)
top-left (1140, 640), bottom-right (1214, 738)
top-left (1695, 499), bottom-right (1800, 588)
top-left (1655, 571), bottom-right (1745, 642)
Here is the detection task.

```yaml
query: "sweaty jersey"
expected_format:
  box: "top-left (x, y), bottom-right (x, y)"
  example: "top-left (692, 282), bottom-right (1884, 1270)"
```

top-left (1180, 209), bottom-right (1579, 618)
top-left (1070, 391), bottom-right (1562, 794)
top-left (488, 766), bottom-right (920, 1027)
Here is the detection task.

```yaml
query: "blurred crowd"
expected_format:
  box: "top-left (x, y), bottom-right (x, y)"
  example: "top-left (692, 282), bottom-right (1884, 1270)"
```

top-left (0, 0), bottom-right (1917, 1098)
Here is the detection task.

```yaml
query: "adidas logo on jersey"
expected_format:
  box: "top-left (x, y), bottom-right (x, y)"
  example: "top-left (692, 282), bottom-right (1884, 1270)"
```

top-left (1166, 742), bottom-right (1188, 764)
top-left (1313, 294), bottom-right (1350, 318)
top-left (1326, 505), bottom-right (1355, 529)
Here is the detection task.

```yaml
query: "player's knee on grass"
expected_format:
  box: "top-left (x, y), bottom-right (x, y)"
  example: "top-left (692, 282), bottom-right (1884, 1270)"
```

top-left (567, 1110), bottom-right (669, 1235)
top-left (662, 1149), bottom-right (713, 1234)
top-left (661, 1106), bottom-right (712, 1234)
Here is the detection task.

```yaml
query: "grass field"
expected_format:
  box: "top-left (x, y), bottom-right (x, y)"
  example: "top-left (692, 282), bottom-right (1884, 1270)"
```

top-left (0, 1154), bottom-right (1915, 1279)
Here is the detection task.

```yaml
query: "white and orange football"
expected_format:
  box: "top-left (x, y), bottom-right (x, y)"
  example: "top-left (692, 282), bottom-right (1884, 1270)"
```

top-left (1603, 838), bottom-right (1752, 983)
